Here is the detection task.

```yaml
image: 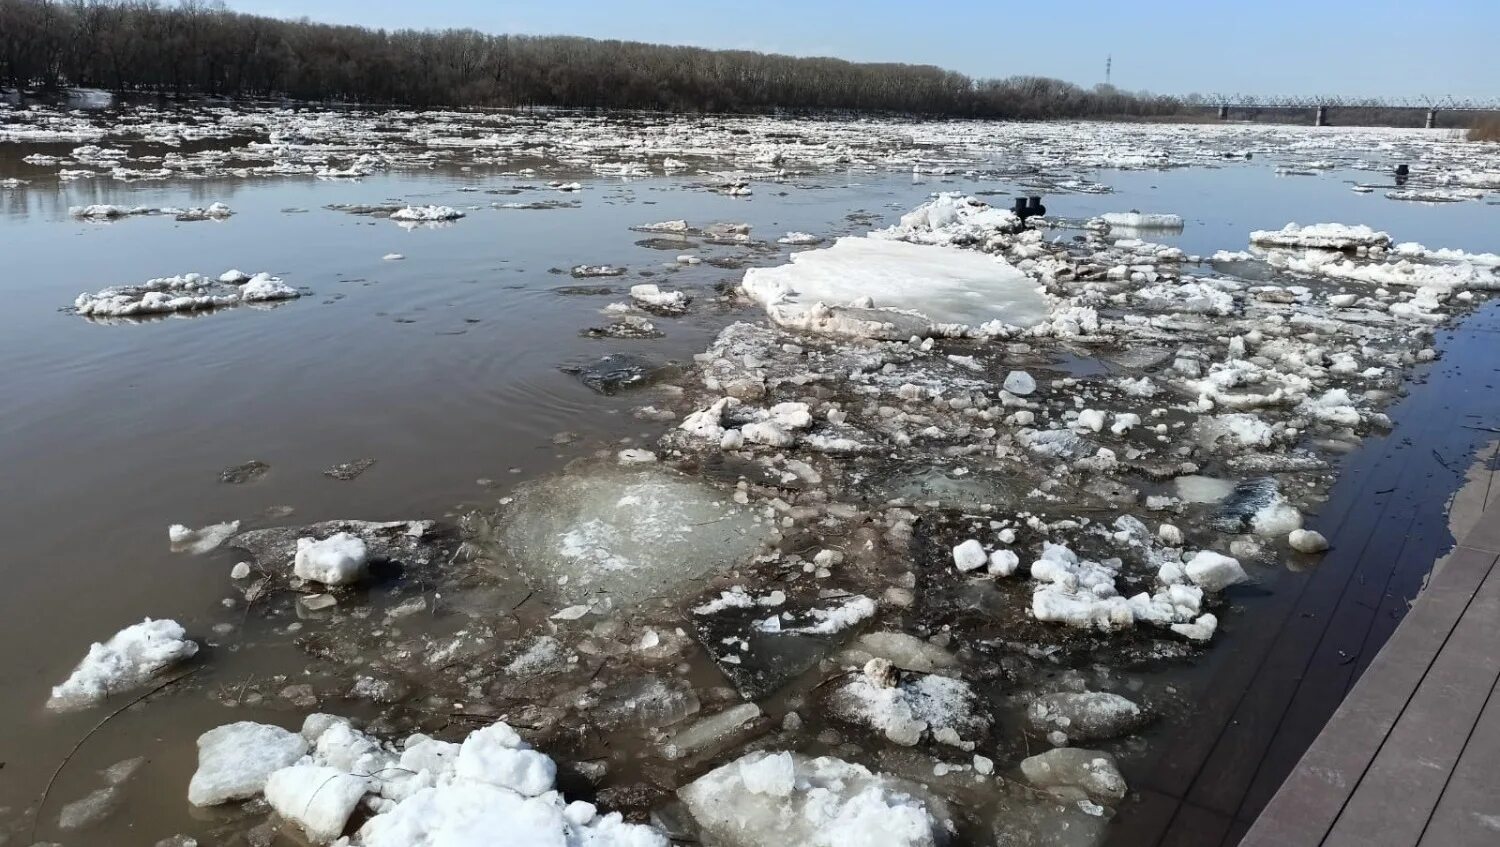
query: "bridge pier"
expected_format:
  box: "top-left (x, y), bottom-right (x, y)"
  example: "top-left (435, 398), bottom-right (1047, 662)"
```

top-left (1426, 108), bottom-right (1438, 129)
top-left (1314, 105), bottom-right (1329, 126)
top-left (1218, 104), bottom-right (1230, 120)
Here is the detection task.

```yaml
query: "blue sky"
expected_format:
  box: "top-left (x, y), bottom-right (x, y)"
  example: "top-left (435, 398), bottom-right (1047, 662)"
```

top-left (226, 0), bottom-right (1498, 99)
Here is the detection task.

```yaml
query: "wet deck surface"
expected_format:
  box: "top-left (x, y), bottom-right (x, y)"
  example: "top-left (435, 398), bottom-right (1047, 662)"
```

top-left (1106, 306), bottom-right (1500, 847)
top-left (1240, 508), bottom-right (1500, 847)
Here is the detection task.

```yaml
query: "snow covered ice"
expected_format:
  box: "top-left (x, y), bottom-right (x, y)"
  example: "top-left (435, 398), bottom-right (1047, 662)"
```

top-left (741, 236), bottom-right (1047, 338)
top-left (679, 751), bottom-right (950, 847)
top-left (73, 271), bottom-right (300, 318)
top-left (48, 618), bottom-right (198, 711)
top-left (189, 717), bottom-right (667, 846)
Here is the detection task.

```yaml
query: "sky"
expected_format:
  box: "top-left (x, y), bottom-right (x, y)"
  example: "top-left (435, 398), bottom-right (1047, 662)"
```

top-left (225, 0), bottom-right (1499, 100)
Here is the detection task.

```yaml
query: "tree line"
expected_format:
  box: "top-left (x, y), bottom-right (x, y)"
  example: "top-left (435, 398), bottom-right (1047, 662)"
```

top-left (0, 0), bottom-right (1184, 118)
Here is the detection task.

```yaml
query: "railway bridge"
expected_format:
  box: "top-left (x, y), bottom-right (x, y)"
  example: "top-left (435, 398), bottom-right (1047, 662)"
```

top-left (1201, 95), bottom-right (1500, 126)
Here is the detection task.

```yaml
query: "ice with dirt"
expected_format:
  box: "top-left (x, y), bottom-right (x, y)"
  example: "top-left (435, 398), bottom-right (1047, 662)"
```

top-left (741, 236), bottom-right (1047, 338)
top-left (490, 466), bottom-right (770, 605)
top-left (48, 618), bottom-right (199, 711)
top-left (679, 751), bottom-right (948, 847)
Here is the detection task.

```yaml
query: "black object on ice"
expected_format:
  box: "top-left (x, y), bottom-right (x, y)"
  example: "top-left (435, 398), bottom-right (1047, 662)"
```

top-left (1013, 196), bottom-right (1047, 223)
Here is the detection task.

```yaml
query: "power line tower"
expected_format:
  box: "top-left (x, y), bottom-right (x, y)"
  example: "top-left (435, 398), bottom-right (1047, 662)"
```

top-left (1105, 55), bottom-right (1112, 86)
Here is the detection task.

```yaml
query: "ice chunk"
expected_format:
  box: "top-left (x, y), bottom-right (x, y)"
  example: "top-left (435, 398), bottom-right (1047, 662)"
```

top-left (1003, 370), bottom-right (1037, 395)
top-left (1028, 692), bottom-right (1145, 742)
top-left (264, 764), bottom-right (367, 843)
top-left (1250, 222), bottom-right (1391, 251)
top-left (1020, 748), bottom-right (1127, 804)
top-left (630, 283), bottom-right (690, 314)
top-left (1173, 476), bottom-right (1235, 504)
top-left (1171, 613), bottom-right (1219, 641)
top-left (489, 466), bottom-right (769, 605)
top-left (454, 723), bottom-right (556, 797)
top-left (839, 632), bottom-right (960, 676)
top-left (1184, 551), bottom-right (1248, 592)
top-left (188, 722), bottom-right (307, 806)
top-left (388, 205), bottom-right (465, 222)
top-left (48, 618), bottom-right (198, 711)
top-left (344, 720), bottom-right (666, 847)
top-left (1289, 529), bottom-right (1330, 553)
top-left (828, 672), bottom-right (987, 747)
top-left (741, 236), bottom-right (1047, 337)
top-left (661, 703), bottom-right (763, 761)
top-left (1102, 212), bottom-right (1183, 229)
top-left (293, 532), bottom-right (369, 586)
top-left (952, 539), bottom-right (987, 572)
top-left (679, 751), bottom-right (947, 847)
top-left (168, 520), bottom-right (240, 554)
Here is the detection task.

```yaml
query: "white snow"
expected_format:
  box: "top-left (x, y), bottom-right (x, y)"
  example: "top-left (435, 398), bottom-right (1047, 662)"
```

top-left (741, 236), bottom-right (1047, 338)
top-left (293, 533), bottom-right (370, 586)
top-left (48, 618), bottom-right (199, 711)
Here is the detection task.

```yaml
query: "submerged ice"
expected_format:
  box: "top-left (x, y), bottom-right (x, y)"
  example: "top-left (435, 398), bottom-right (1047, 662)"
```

top-left (489, 466), bottom-right (771, 605)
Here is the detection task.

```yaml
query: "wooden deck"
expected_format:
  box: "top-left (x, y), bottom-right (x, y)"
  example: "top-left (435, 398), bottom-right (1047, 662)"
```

top-left (1240, 508), bottom-right (1500, 846)
top-left (1103, 305), bottom-right (1500, 847)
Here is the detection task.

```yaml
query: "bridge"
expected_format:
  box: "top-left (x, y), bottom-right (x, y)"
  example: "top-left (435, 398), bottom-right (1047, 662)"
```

top-left (1199, 95), bottom-right (1500, 126)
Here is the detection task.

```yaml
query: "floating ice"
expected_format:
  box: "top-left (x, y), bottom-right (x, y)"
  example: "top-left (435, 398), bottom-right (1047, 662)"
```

top-left (188, 722), bottom-right (307, 806)
top-left (264, 764), bottom-right (367, 843)
top-left (1101, 212), bottom-right (1183, 229)
top-left (48, 618), bottom-right (198, 711)
top-left (388, 205), bottom-right (464, 222)
top-left (741, 237), bottom-right (1047, 338)
top-left (1250, 222), bottom-right (1391, 251)
top-left (168, 520), bottom-right (240, 554)
top-left (489, 466), bottom-right (770, 605)
top-left (73, 271), bottom-right (299, 318)
top-left (679, 751), bottom-right (948, 847)
top-left (1020, 748), bottom-right (1127, 804)
top-left (1028, 692), bottom-right (1145, 742)
top-left (1183, 550), bottom-right (1248, 592)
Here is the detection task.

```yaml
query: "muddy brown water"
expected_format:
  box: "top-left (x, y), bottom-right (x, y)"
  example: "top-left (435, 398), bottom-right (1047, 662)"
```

top-left (1, 134), bottom-right (1497, 845)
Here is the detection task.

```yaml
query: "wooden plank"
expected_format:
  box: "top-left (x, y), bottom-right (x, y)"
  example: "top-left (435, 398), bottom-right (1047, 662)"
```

top-left (1322, 553), bottom-right (1500, 846)
top-left (1239, 546), bottom-right (1498, 847)
top-left (1102, 787), bottom-right (1180, 847)
top-left (1157, 802), bottom-right (1234, 847)
top-left (1138, 436), bottom-right (1416, 802)
top-left (1185, 444), bottom-right (1436, 817)
top-left (1419, 673), bottom-right (1500, 846)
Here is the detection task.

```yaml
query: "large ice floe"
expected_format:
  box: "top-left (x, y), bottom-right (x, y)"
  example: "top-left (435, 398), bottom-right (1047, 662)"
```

top-left (72, 271), bottom-right (300, 319)
top-left (741, 236), bottom-right (1047, 339)
top-left (48, 618), bottom-right (198, 711)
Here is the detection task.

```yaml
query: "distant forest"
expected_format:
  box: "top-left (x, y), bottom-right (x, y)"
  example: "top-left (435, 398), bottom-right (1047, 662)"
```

top-left (0, 0), bottom-right (1185, 118)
